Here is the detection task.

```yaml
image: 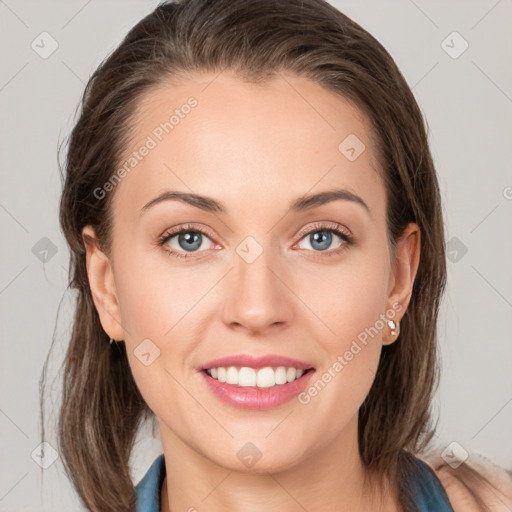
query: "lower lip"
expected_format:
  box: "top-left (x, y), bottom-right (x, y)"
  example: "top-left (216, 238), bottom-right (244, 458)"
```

top-left (199, 369), bottom-right (315, 410)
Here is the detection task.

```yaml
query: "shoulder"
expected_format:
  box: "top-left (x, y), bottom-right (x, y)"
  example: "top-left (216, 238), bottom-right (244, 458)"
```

top-left (427, 454), bottom-right (512, 512)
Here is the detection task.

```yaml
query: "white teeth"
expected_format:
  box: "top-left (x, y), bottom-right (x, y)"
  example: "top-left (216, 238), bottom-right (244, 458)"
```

top-left (205, 366), bottom-right (307, 388)
top-left (226, 366), bottom-right (238, 384)
top-left (275, 366), bottom-right (287, 385)
top-left (239, 367), bottom-right (257, 387)
top-left (257, 367), bottom-right (275, 388)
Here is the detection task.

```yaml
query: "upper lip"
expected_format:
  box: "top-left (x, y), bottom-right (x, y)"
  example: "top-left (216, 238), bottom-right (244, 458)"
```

top-left (199, 354), bottom-right (315, 371)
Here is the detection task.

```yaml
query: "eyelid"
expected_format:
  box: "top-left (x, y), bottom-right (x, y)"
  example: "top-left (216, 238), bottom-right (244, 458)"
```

top-left (295, 220), bottom-right (352, 240)
top-left (158, 223), bottom-right (217, 243)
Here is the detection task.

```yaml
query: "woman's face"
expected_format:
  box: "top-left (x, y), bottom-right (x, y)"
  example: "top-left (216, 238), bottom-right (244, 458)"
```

top-left (83, 71), bottom-right (419, 473)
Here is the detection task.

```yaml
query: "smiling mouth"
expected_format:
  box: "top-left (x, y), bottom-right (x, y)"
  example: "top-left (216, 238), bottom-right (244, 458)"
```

top-left (202, 366), bottom-right (315, 388)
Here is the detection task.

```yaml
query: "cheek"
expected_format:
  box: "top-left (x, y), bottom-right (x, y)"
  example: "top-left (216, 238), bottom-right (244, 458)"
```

top-left (112, 244), bottom-right (205, 339)
top-left (298, 247), bottom-right (389, 401)
top-left (302, 252), bottom-right (390, 349)
top-left (296, 269), bottom-right (386, 438)
top-left (111, 247), bottom-right (208, 409)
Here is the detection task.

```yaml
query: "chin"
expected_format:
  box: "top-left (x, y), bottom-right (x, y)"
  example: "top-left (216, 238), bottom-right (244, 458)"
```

top-left (203, 441), bottom-right (308, 475)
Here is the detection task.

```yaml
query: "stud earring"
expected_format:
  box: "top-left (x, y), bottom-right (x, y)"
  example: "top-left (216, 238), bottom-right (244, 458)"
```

top-left (387, 319), bottom-right (400, 337)
top-left (109, 337), bottom-right (115, 345)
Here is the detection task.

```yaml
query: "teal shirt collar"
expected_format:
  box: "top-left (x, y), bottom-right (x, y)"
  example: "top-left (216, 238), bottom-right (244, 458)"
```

top-left (135, 454), bottom-right (166, 512)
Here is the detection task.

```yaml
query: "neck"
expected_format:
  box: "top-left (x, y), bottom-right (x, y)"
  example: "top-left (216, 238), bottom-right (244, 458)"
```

top-left (158, 417), bottom-right (399, 512)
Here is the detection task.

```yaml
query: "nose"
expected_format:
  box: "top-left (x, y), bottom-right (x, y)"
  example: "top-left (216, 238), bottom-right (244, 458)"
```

top-left (221, 244), bottom-right (295, 335)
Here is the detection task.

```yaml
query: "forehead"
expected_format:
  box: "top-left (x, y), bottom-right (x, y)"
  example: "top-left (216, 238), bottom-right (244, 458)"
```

top-left (111, 71), bottom-right (384, 222)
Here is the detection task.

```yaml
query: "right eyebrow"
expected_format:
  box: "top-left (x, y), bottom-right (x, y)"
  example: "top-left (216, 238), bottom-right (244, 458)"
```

top-left (140, 191), bottom-right (226, 217)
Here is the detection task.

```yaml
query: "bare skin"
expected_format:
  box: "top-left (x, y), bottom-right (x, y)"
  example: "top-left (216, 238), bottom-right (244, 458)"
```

top-left (82, 71), bottom-right (421, 512)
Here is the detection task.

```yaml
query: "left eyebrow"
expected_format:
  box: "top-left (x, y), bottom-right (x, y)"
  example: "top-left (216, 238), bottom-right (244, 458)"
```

top-left (290, 189), bottom-right (370, 214)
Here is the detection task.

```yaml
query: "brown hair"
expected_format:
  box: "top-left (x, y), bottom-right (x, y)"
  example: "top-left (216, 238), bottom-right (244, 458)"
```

top-left (40, 0), bottom-right (502, 510)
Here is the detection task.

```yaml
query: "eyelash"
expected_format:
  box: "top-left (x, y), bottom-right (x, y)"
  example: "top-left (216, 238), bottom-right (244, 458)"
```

top-left (156, 222), bottom-right (354, 260)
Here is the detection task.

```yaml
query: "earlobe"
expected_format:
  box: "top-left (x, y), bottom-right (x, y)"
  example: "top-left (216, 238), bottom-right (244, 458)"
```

top-left (383, 222), bottom-right (421, 345)
top-left (81, 225), bottom-right (124, 341)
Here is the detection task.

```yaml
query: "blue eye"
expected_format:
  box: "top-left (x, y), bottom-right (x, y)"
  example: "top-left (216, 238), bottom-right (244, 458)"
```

top-left (157, 222), bottom-right (354, 260)
top-left (296, 225), bottom-right (353, 256)
top-left (172, 231), bottom-right (206, 252)
top-left (303, 231), bottom-right (336, 251)
top-left (158, 225), bottom-right (214, 259)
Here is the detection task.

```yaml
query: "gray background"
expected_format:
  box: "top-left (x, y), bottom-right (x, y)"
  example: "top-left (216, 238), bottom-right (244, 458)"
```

top-left (1, 0), bottom-right (511, 510)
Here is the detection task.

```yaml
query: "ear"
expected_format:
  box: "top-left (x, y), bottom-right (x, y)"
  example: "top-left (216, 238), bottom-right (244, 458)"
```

top-left (383, 222), bottom-right (421, 345)
top-left (81, 225), bottom-right (125, 341)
